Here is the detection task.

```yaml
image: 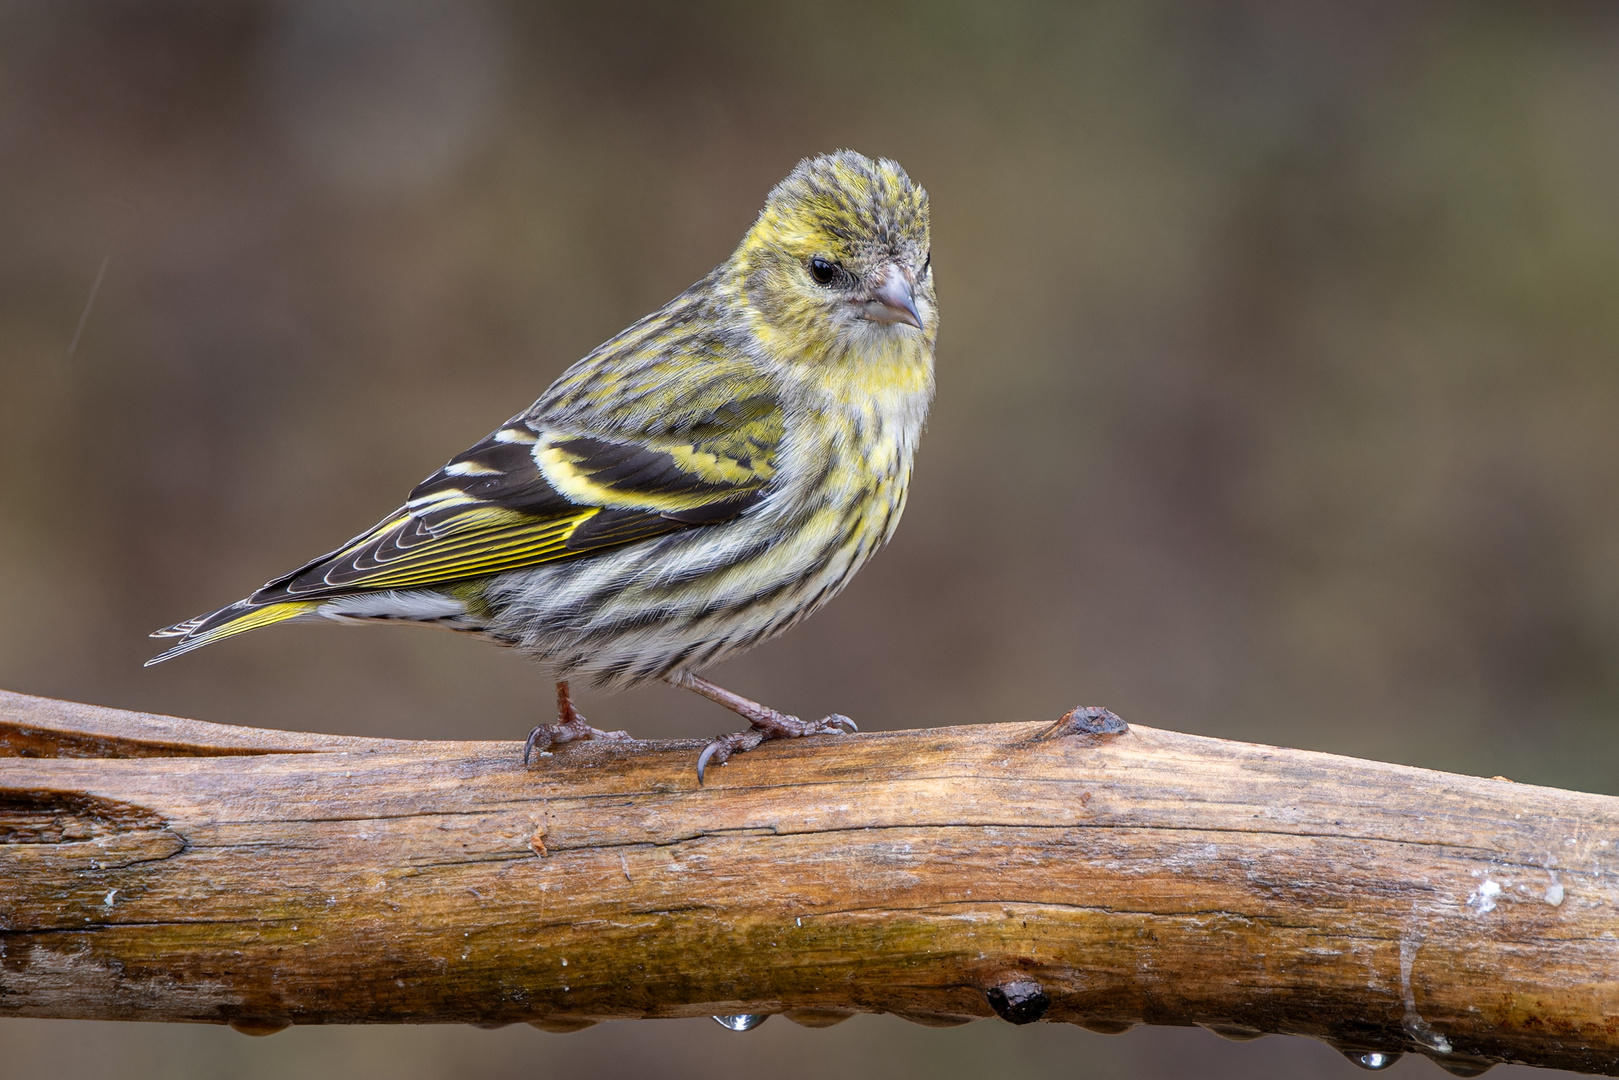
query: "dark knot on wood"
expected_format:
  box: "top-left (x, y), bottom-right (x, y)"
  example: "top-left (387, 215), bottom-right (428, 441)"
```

top-left (983, 976), bottom-right (1049, 1025)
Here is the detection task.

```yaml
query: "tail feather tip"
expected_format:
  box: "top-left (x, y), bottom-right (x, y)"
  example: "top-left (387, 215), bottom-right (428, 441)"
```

top-left (142, 601), bottom-right (317, 668)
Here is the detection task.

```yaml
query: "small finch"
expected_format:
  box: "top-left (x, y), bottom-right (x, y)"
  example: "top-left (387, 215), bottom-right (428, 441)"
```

top-left (148, 150), bottom-right (937, 780)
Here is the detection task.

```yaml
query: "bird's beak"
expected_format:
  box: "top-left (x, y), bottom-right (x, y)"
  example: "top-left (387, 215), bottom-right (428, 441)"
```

top-left (862, 265), bottom-right (923, 330)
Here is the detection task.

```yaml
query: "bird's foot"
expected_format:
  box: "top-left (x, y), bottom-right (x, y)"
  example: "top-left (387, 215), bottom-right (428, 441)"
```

top-left (523, 681), bottom-right (631, 765)
top-left (668, 671), bottom-right (858, 784)
top-left (522, 717), bottom-right (631, 764)
top-left (696, 712), bottom-right (857, 785)
top-left (1035, 705), bottom-right (1128, 741)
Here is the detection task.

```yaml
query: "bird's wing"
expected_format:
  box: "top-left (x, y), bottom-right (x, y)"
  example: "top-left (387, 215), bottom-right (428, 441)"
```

top-left (242, 392), bottom-right (784, 605)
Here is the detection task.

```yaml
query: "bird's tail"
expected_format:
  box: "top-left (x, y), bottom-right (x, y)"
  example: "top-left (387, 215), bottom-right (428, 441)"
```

top-left (145, 600), bottom-right (320, 666)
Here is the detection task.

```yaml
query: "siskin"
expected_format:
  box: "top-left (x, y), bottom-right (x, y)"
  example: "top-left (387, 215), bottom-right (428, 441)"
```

top-left (148, 150), bottom-right (937, 780)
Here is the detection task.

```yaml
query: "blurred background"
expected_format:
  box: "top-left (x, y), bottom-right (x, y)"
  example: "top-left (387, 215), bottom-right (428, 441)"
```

top-left (2, 0), bottom-right (1617, 1076)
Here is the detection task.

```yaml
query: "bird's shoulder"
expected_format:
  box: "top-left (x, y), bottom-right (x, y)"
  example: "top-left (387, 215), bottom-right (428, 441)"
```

top-left (529, 277), bottom-right (778, 422)
top-left (239, 302), bottom-right (791, 604)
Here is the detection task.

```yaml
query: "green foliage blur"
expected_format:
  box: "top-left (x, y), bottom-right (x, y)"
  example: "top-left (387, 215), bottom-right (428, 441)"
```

top-left (1, 2), bottom-right (1613, 1077)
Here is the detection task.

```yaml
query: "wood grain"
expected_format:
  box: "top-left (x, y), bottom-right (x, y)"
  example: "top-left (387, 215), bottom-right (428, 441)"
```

top-left (2, 689), bottom-right (1615, 1075)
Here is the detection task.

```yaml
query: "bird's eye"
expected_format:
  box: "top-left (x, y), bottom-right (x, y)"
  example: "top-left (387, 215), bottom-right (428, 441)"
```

top-left (808, 256), bottom-right (839, 286)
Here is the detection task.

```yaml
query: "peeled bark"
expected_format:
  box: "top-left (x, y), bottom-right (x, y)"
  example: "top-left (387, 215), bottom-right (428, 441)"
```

top-left (1, 688), bottom-right (1614, 1076)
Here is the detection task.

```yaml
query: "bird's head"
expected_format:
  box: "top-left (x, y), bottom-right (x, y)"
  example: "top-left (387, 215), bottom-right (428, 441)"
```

top-left (734, 151), bottom-right (935, 362)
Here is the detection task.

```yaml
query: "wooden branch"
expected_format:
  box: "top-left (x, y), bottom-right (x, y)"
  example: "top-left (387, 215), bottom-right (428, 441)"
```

top-left (2, 690), bottom-right (1615, 1075)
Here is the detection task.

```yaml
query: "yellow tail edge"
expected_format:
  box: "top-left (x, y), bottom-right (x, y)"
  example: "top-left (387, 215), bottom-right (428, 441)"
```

top-left (144, 601), bottom-right (320, 666)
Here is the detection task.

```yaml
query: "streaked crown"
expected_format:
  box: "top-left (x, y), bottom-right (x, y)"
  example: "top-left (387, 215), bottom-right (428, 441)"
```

top-left (755, 151), bottom-right (929, 262)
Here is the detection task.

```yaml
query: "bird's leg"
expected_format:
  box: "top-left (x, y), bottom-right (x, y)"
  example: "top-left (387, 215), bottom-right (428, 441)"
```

top-left (672, 671), bottom-right (857, 784)
top-left (523, 681), bottom-right (631, 764)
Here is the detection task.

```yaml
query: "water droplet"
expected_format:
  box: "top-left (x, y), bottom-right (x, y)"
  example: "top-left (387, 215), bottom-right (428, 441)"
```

top-left (228, 1017), bottom-right (290, 1037)
top-left (893, 1010), bottom-right (975, 1027)
top-left (713, 1014), bottom-right (768, 1031)
top-left (1433, 1058), bottom-right (1494, 1077)
top-left (783, 1008), bottom-right (854, 1028)
top-left (528, 1017), bottom-right (599, 1034)
top-left (1342, 1050), bottom-right (1403, 1070)
top-left (1078, 1019), bottom-right (1136, 1035)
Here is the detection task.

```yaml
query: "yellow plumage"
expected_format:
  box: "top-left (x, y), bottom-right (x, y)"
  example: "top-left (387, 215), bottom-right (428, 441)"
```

top-left (149, 151), bottom-right (937, 776)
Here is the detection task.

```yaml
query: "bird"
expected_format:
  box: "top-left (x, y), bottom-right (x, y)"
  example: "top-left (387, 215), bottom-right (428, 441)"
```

top-left (147, 150), bottom-right (937, 781)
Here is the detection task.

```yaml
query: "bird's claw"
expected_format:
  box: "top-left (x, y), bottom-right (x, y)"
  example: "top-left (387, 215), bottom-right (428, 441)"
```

top-left (1035, 706), bottom-right (1128, 742)
top-left (695, 713), bottom-right (857, 785)
top-left (522, 720), bottom-right (631, 765)
top-left (696, 729), bottom-right (766, 785)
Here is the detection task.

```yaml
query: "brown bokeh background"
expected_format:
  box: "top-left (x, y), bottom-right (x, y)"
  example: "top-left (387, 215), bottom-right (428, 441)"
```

top-left (3, 2), bottom-right (1617, 1077)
